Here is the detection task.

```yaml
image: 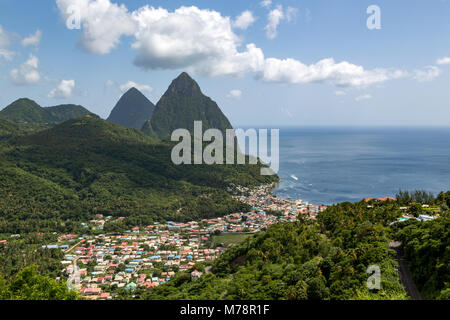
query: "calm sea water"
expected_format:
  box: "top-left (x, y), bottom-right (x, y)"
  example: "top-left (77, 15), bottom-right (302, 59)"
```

top-left (270, 127), bottom-right (450, 205)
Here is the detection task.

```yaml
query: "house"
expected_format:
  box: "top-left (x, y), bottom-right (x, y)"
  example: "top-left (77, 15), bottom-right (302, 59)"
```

top-left (417, 214), bottom-right (435, 222)
top-left (99, 292), bottom-right (111, 300)
top-left (376, 197), bottom-right (396, 202)
top-left (191, 270), bottom-right (203, 281)
top-left (81, 287), bottom-right (102, 296)
top-left (125, 282), bottom-right (137, 291)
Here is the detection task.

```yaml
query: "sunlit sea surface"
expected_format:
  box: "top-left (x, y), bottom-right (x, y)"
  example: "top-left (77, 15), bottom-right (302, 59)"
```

top-left (267, 127), bottom-right (450, 205)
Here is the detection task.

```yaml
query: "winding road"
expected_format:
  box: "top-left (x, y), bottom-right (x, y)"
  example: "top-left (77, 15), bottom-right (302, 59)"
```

top-left (390, 241), bottom-right (422, 300)
top-left (66, 257), bottom-right (80, 291)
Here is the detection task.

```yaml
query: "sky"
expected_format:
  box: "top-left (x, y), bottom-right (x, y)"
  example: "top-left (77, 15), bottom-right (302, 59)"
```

top-left (0, 0), bottom-right (449, 127)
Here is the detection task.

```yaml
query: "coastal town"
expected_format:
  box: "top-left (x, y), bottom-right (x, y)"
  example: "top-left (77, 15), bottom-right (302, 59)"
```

top-left (46, 184), bottom-right (328, 300)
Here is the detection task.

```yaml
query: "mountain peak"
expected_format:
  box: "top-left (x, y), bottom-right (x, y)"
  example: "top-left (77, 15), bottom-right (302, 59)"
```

top-left (168, 72), bottom-right (201, 96)
top-left (14, 97), bottom-right (38, 104)
top-left (0, 98), bottom-right (49, 124)
top-left (123, 87), bottom-right (140, 95)
top-left (106, 87), bottom-right (155, 130)
top-left (7, 98), bottom-right (41, 109)
top-left (150, 73), bottom-right (233, 138)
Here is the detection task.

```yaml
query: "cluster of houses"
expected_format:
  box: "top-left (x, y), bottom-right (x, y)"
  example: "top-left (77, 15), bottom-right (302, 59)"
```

top-left (234, 183), bottom-right (328, 219)
top-left (55, 208), bottom-right (297, 299)
top-left (59, 227), bottom-right (227, 300)
top-left (55, 209), bottom-right (322, 299)
top-left (44, 184), bottom-right (329, 299)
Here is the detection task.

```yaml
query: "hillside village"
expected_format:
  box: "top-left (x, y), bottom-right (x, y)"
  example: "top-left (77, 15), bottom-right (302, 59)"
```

top-left (48, 184), bottom-right (327, 300)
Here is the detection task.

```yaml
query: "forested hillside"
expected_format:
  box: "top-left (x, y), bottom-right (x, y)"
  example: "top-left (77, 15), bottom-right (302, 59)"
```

top-left (394, 217), bottom-right (449, 299)
top-left (140, 201), bottom-right (414, 300)
top-left (0, 98), bottom-right (95, 128)
top-left (0, 115), bottom-right (277, 234)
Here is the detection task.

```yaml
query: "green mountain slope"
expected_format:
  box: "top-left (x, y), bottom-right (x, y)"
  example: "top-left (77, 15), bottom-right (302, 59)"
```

top-left (395, 216), bottom-right (450, 299)
top-left (0, 116), bottom-right (277, 234)
top-left (150, 72), bottom-right (233, 138)
top-left (107, 87), bottom-right (155, 129)
top-left (0, 118), bottom-right (21, 137)
top-left (0, 99), bottom-right (97, 130)
top-left (21, 114), bottom-right (156, 148)
top-left (0, 98), bottom-right (52, 124)
top-left (45, 104), bottom-right (95, 123)
top-left (141, 119), bottom-right (158, 139)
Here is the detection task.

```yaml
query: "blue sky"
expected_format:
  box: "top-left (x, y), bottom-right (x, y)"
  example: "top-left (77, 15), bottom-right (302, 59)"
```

top-left (0, 0), bottom-right (449, 127)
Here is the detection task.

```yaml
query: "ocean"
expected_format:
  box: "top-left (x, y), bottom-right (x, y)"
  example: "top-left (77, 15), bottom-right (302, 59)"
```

top-left (271, 127), bottom-right (450, 205)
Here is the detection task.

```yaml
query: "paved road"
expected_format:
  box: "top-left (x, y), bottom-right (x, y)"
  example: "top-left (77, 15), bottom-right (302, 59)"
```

top-left (67, 257), bottom-right (80, 290)
top-left (64, 240), bottom-right (83, 253)
top-left (390, 241), bottom-right (422, 300)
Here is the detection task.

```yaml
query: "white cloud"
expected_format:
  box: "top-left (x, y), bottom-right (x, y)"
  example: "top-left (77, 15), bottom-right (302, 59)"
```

top-left (260, 0), bottom-right (272, 8)
top-left (48, 79), bottom-right (75, 98)
top-left (61, 1), bottom-right (262, 78)
top-left (0, 25), bottom-right (15, 60)
top-left (105, 80), bottom-right (115, 86)
top-left (355, 94), bottom-right (372, 102)
top-left (120, 80), bottom-right (153, 93)
top-left (233, 11), bottom-right (256, 30)
top-left (226, 89), bottom-right (242, 99)
top-left (55, 1), bottom-right (407, 88)
top-left (286, 7), bottom-right (298, 22)
top-left (261, 57), bottom-right (407, 87)
top-left (264, 5), bottom-right (298, 39)
top-left (22, 30), bottom-right (42, 47)
top-left (10, 54), bottom-right (41, 85)
top-left (0, 49), bottom-right (15, 60)
top-left (436, 57), bottom-right (450, 65)
top-left (265, 5), bottom-right (284, 39)
top-left (56, 0), bottom-right (137, 54)
top-left (130, 6), bottom-right (265, 77)
top-left (413, 66), bottom-right (441, 82)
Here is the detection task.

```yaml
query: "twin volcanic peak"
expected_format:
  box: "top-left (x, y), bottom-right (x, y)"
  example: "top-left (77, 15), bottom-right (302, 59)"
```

top-left (106, 72), bottom-right (233, 138)
top-left (107, 87), bottom-right (155, 130)
top-left (0, 72), bottom-right (233, 140)
top-left (150, 72), bottom-right (233, 138)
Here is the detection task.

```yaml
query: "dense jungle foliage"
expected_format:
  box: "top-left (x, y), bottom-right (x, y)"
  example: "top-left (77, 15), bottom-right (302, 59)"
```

top-left (139, 201), bottom-right (412, 300)
top-left (394, 217), bottom-right (449, 299)
top-left (0, 116), bottom-right (277, 234)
